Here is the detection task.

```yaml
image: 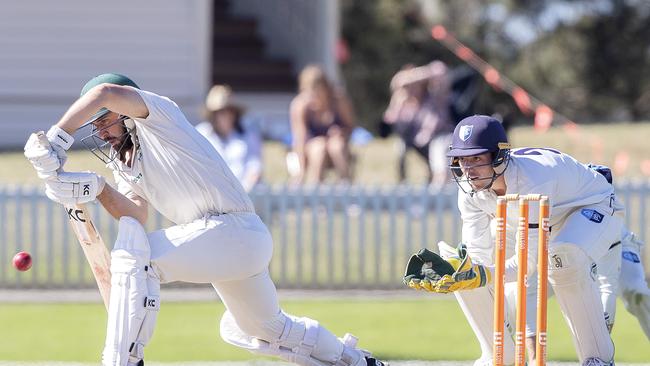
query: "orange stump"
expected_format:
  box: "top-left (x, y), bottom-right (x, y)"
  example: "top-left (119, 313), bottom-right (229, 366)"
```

top-left (493, 194), bottom-right (550, 366)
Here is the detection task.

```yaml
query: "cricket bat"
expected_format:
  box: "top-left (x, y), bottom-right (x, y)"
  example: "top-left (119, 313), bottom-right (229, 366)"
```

top-left (31, 131), bottom-right (111, 309)
top-left (65, 203), bottom-right (111, 310)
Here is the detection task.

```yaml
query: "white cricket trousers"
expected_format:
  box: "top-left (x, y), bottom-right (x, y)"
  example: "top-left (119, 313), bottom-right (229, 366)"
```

top-left (145, 212), bottom-right (357, 365)
top-left (147, 212), bottom-right (281, 332)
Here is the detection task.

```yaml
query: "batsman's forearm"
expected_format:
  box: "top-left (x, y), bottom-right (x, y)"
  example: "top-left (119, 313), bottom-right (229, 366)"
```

top-left (55, 87), bottom-right (111, 135)
top-left (97, 184), bottom-right (148, 225)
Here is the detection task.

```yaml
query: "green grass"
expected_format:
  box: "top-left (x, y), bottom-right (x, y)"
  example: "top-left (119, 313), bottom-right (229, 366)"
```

top-left (4, 123), bottom-right (650, 186)
top-left (0, 298), bottom-right (647, 363)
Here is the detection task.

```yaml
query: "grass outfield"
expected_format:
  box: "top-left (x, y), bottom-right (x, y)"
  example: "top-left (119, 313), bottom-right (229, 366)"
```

top-left (0, 298), bottom-right (647, 363)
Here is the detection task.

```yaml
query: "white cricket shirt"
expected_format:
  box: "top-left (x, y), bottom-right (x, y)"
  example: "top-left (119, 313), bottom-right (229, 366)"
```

top-left (458, 147), bottom-right (616, 280)
top-left (110, 88), bottom-right (255, 224)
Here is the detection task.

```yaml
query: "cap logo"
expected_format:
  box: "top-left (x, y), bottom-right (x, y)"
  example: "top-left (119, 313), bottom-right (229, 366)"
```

top-left (459, 125), bottom-right (473, 141)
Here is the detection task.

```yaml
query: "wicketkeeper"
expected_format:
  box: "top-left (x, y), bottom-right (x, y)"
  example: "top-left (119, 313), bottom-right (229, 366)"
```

top-left (24, 73), bottom-right (388, 366)
top-left (403, 115), bottom-right (624, 366)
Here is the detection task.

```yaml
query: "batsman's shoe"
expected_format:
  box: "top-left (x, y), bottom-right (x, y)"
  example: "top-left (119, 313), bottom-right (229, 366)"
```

top-left (127, 360), bottom-right (144, 366)
top-left (365, 356), bottom-right (388, 366)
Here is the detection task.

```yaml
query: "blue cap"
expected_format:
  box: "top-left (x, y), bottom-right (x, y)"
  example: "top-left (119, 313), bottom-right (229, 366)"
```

top-left (447, 115), bottom-right (509, 157)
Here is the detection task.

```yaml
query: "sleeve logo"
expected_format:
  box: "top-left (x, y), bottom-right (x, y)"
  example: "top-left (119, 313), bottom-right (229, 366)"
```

top-left (622, 250), bottom-right (641, 263)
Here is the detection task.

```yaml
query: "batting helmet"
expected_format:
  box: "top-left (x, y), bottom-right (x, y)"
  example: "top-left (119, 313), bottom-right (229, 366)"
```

top-left (79, 73), bottom-right (140, 165)
top-left (80, 73), bottom-right (140, 127)
top-left (81, 73), bottom-right (139, 96)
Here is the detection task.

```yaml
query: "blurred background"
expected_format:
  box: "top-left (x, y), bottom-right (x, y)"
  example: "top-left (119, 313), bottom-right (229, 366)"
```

top-left (0, 0), bottom-right (649, 364)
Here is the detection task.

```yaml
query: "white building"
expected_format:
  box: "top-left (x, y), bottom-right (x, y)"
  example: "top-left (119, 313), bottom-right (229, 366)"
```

top-left (0, 0), bottom-right (339, 149)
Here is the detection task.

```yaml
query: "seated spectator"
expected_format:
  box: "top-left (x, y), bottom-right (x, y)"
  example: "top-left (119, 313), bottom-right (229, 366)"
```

top-left (289, 65), bottom-right (355, 184)
top-left (196, 85), bottom-right (262, 192)
top-left (384, 60), bottom-right (455, 187)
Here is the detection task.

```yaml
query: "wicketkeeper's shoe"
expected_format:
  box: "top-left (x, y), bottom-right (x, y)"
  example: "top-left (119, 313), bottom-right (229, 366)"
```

top-left (582, 357), bottom-right (614, 366)
top-left (127, 360), bottom-right (144, 366)
top-left (365, 356), bottom-right (388, 366)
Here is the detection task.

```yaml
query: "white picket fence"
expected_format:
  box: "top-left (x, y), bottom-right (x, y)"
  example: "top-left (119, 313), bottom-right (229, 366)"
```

top-left (0, 182), bottom-right (648, 290)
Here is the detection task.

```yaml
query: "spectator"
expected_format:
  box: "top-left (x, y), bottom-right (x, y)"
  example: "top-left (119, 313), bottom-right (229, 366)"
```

top-left (384, 60), bottom-right (457, 187)
top-left (196, 85), bottom-right (262, 192)
top-left (289, 65), bottom-right (355, 184)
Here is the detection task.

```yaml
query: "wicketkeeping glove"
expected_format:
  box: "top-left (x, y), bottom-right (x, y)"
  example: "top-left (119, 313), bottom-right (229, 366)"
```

top-left (403, 248), bottom-right (455, 292)
top-left (433, 244), bottom-right (492, 293)
top-left (403, 243), bottom-right (492, 293)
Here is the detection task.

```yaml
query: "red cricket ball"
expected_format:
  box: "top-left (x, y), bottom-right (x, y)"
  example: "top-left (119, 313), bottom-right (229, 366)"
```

top-left (12, 251), bottom-right (32, 272)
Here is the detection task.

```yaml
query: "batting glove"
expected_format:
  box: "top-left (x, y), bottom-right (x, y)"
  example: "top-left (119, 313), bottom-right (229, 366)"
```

top-left (24, 126), bottom-right (73, 180)
top-left (44, 172), bottom-right (106, 205)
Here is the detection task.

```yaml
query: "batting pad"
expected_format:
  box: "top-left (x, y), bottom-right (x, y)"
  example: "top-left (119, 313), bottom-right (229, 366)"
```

top-left (220, 310), bottom-right (365, 366)
top-left (102, 216), bottom-right (160, 366)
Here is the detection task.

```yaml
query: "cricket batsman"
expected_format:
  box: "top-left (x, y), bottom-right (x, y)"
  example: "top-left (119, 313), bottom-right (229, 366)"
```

top-left (23, 73), bottom-right (388, 366)
top-left (403, 115), bottom-right (624, 365)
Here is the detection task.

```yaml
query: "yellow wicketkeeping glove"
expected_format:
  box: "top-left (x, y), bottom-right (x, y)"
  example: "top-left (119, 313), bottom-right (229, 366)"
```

top-left (403, 248), bottom-right (455, 293)
top-left (433, 244), bottom-right (492, 293)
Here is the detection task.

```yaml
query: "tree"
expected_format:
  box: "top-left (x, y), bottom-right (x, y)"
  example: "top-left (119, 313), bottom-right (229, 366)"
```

top-left (340, 0), bottom-right (650, 127)
top-left (340, 0), bottom-right (450, 132)
top-left (579, 1), bottom-right (650, 120)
